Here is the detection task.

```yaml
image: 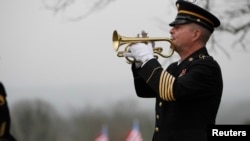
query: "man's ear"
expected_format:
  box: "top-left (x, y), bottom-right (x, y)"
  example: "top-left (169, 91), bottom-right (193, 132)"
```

top-left (192, 29), bottom-right (201, 42)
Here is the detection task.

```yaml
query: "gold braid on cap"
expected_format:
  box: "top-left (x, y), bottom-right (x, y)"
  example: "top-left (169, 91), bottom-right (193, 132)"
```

top-left (178, 10), bottom-right (214, 26)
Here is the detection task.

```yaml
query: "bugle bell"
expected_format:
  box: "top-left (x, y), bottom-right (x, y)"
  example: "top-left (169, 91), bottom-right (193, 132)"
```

top-left (112, 30), bottom-right (175, 63)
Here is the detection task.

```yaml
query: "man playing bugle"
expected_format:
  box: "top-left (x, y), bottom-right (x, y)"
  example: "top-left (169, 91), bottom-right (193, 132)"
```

top-left (123, 0), bottom-right (223, 140)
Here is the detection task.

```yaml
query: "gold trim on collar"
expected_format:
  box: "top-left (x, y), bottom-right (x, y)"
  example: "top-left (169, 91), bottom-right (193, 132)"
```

top-left (178, 10), bottom-right (214, 26)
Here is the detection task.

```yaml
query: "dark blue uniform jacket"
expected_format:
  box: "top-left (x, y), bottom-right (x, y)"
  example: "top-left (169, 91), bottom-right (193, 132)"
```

top-left (131, 47), bottom-right (223, 141)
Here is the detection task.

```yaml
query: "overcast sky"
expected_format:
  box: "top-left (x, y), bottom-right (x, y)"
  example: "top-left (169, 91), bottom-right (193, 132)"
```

top-left (0, 0), bottom-right (250, 119)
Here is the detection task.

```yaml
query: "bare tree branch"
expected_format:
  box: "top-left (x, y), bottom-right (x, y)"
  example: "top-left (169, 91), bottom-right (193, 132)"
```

top-left (206, 0), bottom-right (250, 56)
top-left (42, 0), bottom-right (250, 56)
top-left (68, 0), bottom-right (115, 21)
top-left (42, 0), bottom-right (116, 21)
top-left (42, 0), bottom-right (75, 14)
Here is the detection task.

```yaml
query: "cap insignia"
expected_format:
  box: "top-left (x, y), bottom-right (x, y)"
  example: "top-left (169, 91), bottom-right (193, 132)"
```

top-left (176, 3), bottom-right (180, 10)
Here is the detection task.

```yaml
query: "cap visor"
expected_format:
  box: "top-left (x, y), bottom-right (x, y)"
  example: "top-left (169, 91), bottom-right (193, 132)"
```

top-left (169, 19), bottom-right (191, 26)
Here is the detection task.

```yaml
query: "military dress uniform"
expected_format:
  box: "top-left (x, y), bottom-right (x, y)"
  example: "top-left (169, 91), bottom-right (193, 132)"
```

top-left (129, 1), bottom-right (223, 140)
top-left (132, 47), bottom-right (223, 141)
top-left (0, 82), bottom-right (17, 141)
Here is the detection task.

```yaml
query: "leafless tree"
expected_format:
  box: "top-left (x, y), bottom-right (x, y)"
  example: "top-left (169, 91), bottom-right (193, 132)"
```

top-left (42, 0), bottom-right (250, 54)
top-left (42, 0), bottom-right (115, 21)
top-left (204, 0), bottom-right (250, 56)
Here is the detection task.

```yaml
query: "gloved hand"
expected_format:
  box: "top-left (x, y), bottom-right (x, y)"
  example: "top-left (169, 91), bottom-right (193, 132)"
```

top-left (123, 42), bottom-right (154, 66)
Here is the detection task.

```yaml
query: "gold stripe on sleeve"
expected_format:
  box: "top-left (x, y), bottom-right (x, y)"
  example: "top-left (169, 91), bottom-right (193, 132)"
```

top-left (165, 73), bottom-right (171, 100)
top-left (168, 76), bottom-right (176, 101)
top-left (160, 72), bottom-right (167, 100)
top-left (0, 122), bottom-right (6, 136)
top-left (0, 95), bottom-right (5, 106)
top-left (159, 71), bottom-right (176, 101)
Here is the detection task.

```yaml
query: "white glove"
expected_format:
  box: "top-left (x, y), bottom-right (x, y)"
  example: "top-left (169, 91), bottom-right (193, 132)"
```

top-left (123, 42), bottom-right (154, 66)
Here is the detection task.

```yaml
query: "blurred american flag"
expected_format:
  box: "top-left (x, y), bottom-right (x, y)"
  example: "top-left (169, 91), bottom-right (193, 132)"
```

top-left (95, 125), bottom-right (109, 141)
top-left (125, 120), bottom-right (143, 141)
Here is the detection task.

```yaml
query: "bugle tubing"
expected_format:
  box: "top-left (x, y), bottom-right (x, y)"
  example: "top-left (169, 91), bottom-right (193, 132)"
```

top-left (112, 30), bottom-right (175, 63)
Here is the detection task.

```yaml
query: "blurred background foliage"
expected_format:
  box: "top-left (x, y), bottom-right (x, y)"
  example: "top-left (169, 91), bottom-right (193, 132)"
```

top-left (10, 99), bottom-right (155, 141)
top-left (9, 99), bottom-right (250, 141)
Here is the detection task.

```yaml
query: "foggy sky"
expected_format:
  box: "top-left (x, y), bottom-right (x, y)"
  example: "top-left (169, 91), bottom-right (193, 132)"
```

top-left (0, 0), bottom-right (250, 123)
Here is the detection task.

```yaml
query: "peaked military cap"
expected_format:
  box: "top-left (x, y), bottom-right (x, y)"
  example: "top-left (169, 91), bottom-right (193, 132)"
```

top-left (169, 0), bottom-right (220, 33)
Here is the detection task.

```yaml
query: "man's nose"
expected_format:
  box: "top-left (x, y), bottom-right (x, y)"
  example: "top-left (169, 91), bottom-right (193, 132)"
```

top-left (169, 27), bottom-right (174, 35)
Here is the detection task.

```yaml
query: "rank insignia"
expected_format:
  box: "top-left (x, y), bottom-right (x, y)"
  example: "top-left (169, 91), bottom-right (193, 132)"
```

top-left (179, 68), bottom-right (187, 77)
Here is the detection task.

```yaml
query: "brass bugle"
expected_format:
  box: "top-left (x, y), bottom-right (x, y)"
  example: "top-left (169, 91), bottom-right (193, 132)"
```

top-left (112, 30), bottom-right (175, 63)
